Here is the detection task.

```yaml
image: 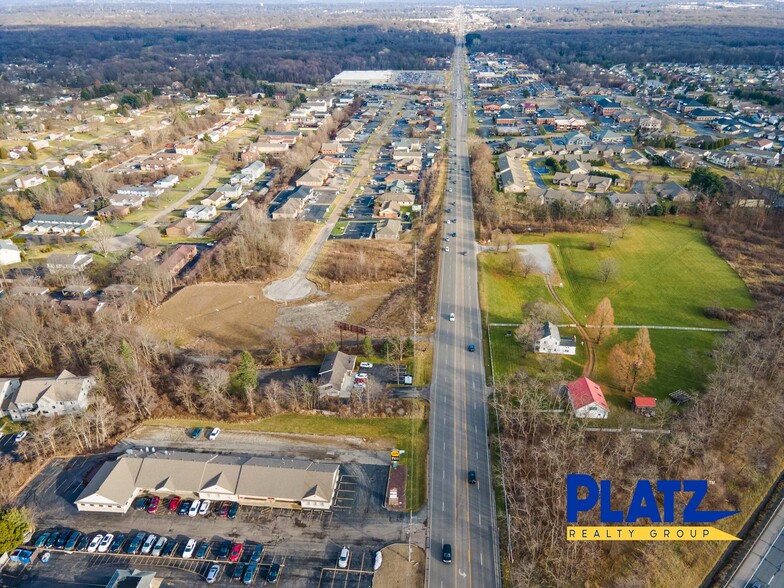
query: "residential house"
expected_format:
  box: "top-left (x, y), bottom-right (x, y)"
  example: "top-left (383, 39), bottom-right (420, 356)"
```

top-left (317, 351), bottom-right (357, 398)
top-left (62, 154), bottom-right (83, 167)
top-left (535, 188), bottom-right (595, 210)
top-left (607, 191), bottom-right (655, 209)
top-left (1, 370), bottom-right (96, 422)
top-left (736, 147), bottom-right (779, 166)
top-left (321, 142), bottom-right (345, 155)
top-left (655, 181), bottom-right (694, 202)
top-left (46, 253), bottom-right (93, 273)
top-left (185, 205), bottom-right (217, 221)
top-left (563, 376), bottom-right (609, 419)
top-left (638, 116), bottom-right (662, 132)
top-left (622, 150), bottom-right (650, 166)
top-left (554, 118), bottom-right (587, 131)
top-left (378, 200), bottom-right (402, 219)
top-left (97, 204), bottom-right (131, 221)
top-left (154, 175), bottom-right (180, 189)
top-left (270, 186), bottom-right (310, 220)
top-left (590, 129), bottom-right (625, 144)
top-left (534, 322), bottom-right (577, 355)
top-left (707, 151), bottom-right (745, 169)
top-left (593, 97), bottom-right (622, 116)
top-left (375, 218), bottom-right (403, 240)
top-left (296, 158), bottom-right (336, 187)
top-left (335, 128), bottom-right (356, 142)
top-left (116, 185), bottom-right (164, 198)
top-left (230, 196), bottom-right (249, 210)
top-left (159, 244), bottom-right (198, 277)
top-left (200, 192), bottom-right (230, 208)
top-left (141, 153), bottom-right (183, 171)
top-left (165, 218), bottom-right (196, 238)
top-left (663, 150), bottom-right (696, 170)
top-left (110, 194), bottom-right (146, 209)
top-left (497, 152), bottom-right (530, 193)
top-left (40, 162), bottom-right (65, 177)
top-left (174, 142), bottom-right (199, 156)
top-left (214, 183), bottom-right (243, 200)
top-left (0, 240), bottom-right (21, 266)
top-left (23, 214), bottom-right (100, 234)
top-left (563, 132), bottom-right (593, 147)
top-left (15, 175), bottom-right (46, 190)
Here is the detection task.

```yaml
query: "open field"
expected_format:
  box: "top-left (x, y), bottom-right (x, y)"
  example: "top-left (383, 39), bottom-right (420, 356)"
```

top-left (516, 218), bottom-right (754, 327)
top-left (144, 400), bottom-right (429, 511)
top-left (478, 252), bottom-right (556, 324)
top-left (487, 325), bottom-right (585, 382)
top-left (374, 544), bottom-right (425, 588)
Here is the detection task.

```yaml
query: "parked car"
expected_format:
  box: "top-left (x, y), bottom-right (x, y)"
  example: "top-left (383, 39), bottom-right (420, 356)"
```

top-left (191, 427), bottom-right (203, 439)
top-left (141, 533), bottom-right (157, 555)
top-left (227, 502), bottom-right (240, 520)
top-left (44, 532), bottom-right (59, 549)
top-left (217, 502), bottom-right (230, 517)
top-left (243, 563), bottom-right (258, 585)
top-left (87, 534), bottom-right (103, 553)
top-left (55, 531), bottom-right (70, 550)
top-left (217, 539), bottom-right (231, 560)
top-left (75, 535), bottom-right (90, 552)
top-left (14, 431), bottom-right (27, 443)
top-left (206, 564), bottom-right (221, 584)
top-left (359, 361), bottom-right (373, 369)
top-left (195, 541), bottom-right (210, 559)
top-left (178, 500), bottom-right (192, 516)
top-left (442, 543), bottom-right (452, 564)
top-left (34, 532), bottom-right (51, 549)
top-left (147, 496), bottom-right (161, 513)
top-left (109, 533), bottom-right (126, 553)
top-left (188, 499), bottom-right (201, 517)
top-left (40, 552), bottom-right (50, 563)
top-left (161, 539), bottom-right (178, 558)
top-left (198, 499), bottom-right (211, 516)
top-left (64, 531), bottom-right (82, 551)
top-left (249, 544), bottom-right (263, 563)
top-left (208, 427), bottom-right (221, 441)
top-left (98, 533), bottom-right (114, 553)
top-left (183, 539), bottom-right (197, 559)
top-left (133, 496), bottom-right (151, 511)
top-left (151, 536), bottom-right (167, 557)
top-left (229, 542), bottom-right (243, 562)
top-left (126, 532), bottom-right (146, 555)
top-left (267, 562), bottom-right (280, 584)
top-left (167, 496), bottom-right (181, 511)
top-left (232, 563), bottom-right (245, 581)
top-left (338, 546), bottom-right (350, 568)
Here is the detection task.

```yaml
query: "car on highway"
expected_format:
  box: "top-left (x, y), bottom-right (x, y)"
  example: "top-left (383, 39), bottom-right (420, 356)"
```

top-left (442, 543), bottom-right (452, 564)
top-left (108, 533), bottom-right (126, 553)
top-left (227, 502), bottom-right (240, 519)
top-left (445, 246), bottom-right (449, 252)
top-left (228, 542), bottom-right (243, 562)
top-left (198, 499), bottom-right (211, 516)
top-left (87, 534), bottom-right (103, 553)
top-left (452, 232), bottom-right (457, 237)
top-left (449, 312), bottom-right (455, 322)
top-left (444, 236), bottom-right (450, 242)
top-left (468, 470), bottom-right (477, 484)
top-left (191, 427), bottom-right (202, 439)
top-left (188, 499), bottom-right (201, 517)
top-left (178, 500), bottom-right (192, 516)
top-left (152, 536), bottom-right (167, 557)
top-left (141, 534), bottom-right (158, 555)
top-left (267, 562), bottom-right (280, 584)
top-left (97, 533), bottom-right (114, 553)
top-left (167, 496), bottom-right (181, 511)
top-left (468, 344), bottom-right (475, 352)
top-left (206, 564), bottom-right (221, 584)
top-left (183, 539), bottom-right (198, 559)
top-left (208, 427), bottom-right (221, 441)
top-left (147, 495), bottom-right (161, 513)
top-left (448, 187), bottom-right (453, 192)
top-left (195, 541), bottom-right (210, 559)
top-left (338, 546), bottom-right (350, 568)
top-left (359, 361), bottom-right (373, 369)
top-left (14, 431), bottom-right (27, 443)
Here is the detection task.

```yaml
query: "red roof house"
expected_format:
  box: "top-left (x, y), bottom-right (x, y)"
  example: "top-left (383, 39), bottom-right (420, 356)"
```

top-left (565, 376), bottom-right (609, 419)
top-left (631, 397), bottom-right (657, 415)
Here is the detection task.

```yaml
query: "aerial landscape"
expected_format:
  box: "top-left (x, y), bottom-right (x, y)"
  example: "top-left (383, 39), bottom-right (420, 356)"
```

top-left (0, 0), bottom-right (782, 587)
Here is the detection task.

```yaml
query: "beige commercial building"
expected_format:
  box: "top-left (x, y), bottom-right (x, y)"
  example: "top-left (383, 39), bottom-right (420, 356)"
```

top-left (75, 451), bottom-right (340, 513)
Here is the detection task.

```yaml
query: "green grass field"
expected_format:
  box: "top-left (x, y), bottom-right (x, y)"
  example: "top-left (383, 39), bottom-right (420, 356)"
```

top-left (145, 403), bottom-right (429, 511)
top-left (518, 218), bottom-right (754, 327)
top-left (487, 325), bottom-right (585, 382)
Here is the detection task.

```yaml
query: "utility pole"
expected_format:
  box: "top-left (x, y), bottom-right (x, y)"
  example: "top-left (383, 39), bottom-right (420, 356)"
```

top-left (408, 237), bottom-right (417, 562)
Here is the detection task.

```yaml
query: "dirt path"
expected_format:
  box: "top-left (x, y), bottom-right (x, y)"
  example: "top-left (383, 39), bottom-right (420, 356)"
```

top-left (545, 274), bottom-right (596, 377)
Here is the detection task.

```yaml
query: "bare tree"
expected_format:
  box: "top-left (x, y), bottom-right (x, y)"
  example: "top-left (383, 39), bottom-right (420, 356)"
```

top-left (138, 227), bottom-right (161, 247)
top-left (520, 254), bottom-right (537, 278)
top-left (199, 366), bottom-right (231, 413)
top-left (91, 224), bottom-right (116, 255)
top-left (606, 228), bottom-right (620, 247)
top-left (86, 170), bottom-right (114, 199)
top-left (597, 258), bottom-right (619, 283)
top-left (614, 208), bottom-right (631, 238)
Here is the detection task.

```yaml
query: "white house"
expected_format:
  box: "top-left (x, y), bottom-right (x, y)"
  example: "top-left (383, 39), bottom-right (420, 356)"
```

top-left (185, 205), bottom-right (217, 221)
top-left (534, 322), bottom-right (577, 355)
top-left (564, 376), bottom-right (609, 419)
top-left (240, 160), bottom-right (266, 181)
top-left (154, 175), bottom-right (180, 189)
top-left (0, 239), bottom-right (21, 266)
top-left (40, 162), bottom-right (66, 176)
top-left (15, 175), bottom-right (46, 190)
top-left (1, 370), bottom-right (96, 422)
top-left (22, 214), bottom-right (100, 235)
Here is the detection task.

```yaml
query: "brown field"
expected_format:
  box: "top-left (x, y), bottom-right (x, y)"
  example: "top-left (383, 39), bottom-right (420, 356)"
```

top-left (373, 544), bottom-right (425, 588)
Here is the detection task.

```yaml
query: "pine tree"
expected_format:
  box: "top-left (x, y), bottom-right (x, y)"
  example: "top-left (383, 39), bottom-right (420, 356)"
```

top-left (230, 351), bottom-right (258, 394)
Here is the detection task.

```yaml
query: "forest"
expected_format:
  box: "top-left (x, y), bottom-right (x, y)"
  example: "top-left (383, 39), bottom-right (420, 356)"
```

top-left (0, 24), bottom-right (453, 101)
top-left (468, 25), bottom-right (784, 67)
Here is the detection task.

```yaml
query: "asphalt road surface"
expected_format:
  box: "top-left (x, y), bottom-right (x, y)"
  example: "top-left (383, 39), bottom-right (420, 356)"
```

top-left (426, 10), bottom-right (501, 588)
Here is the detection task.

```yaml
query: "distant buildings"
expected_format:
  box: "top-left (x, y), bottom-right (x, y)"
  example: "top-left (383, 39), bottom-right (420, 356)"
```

top-left (0, 370), bottom-right (96, 422)
top-left (0, 240), bottom-right (21, 266)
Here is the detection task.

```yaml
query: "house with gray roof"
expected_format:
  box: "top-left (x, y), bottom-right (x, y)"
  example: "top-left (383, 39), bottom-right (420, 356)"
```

top-left (534, 322), bottom-right (576, 355)
top-left (1, 370), bottom-right (95, 422)
top-left (317, 351), bottom-right (357, 398)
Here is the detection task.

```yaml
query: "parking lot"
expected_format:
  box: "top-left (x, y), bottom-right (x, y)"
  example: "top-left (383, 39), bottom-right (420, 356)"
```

top-left (6, 434), bottom-right (414, 587)
top-left (333, 221), bottom-right (376, 240)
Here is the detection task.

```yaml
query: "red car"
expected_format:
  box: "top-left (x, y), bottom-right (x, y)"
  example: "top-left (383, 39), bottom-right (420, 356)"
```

top-left (167, 496), bottom-right (181, 512)
top-left (147, 496), bottom-right (161, 513)
top-left (228, 542), bottom-right (243, 562)
top-left (217, 502), bottom-right (230, 517)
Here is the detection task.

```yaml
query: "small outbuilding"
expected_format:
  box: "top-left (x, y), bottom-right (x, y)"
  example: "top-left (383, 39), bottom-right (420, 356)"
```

top-left (631, 397), bottom-right (657, 416)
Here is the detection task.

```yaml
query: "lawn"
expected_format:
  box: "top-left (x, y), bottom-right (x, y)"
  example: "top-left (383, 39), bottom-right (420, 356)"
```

top-left (478, 252), bottom-right (557, 324)
top-left (487, 325), bottom-right (584, 382)
top-left (517, 218), bottom-right (754, 327)
top-left (145, 402), bottom-right (429, 511)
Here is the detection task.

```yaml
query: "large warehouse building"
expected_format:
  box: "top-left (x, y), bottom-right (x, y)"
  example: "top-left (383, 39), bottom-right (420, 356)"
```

top-left (75, 451), bottom-right (340, 513)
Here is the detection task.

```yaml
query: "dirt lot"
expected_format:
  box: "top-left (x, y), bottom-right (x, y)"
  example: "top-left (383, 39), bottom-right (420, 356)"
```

top-left (374, 543), bottom-right (425, 588)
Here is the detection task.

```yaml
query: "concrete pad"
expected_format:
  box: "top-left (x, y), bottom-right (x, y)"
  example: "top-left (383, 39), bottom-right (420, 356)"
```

top-left (263, 274), bottom-right (316, 302)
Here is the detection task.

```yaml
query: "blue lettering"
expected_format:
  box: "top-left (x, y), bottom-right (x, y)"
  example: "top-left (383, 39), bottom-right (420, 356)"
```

top-left (627, 480), bottom-right (661, 523)
top-left (566, 474), bottom-right (598, 523)
top-left (600, 479), bottom-right (624, 523)
top-left (683, 480), bottom-right (739, 523)
top-left (657, 480), bottom-right (681, 523)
